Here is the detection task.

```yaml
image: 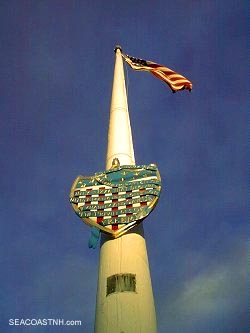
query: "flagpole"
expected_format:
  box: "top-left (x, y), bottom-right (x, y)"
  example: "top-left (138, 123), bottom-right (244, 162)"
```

top-left (94, 46), bottom-right (157, 333)
top-left (106, 46), bottom-right (135, 169)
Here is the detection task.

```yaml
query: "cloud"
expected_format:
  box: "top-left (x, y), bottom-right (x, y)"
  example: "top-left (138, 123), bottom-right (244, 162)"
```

top-left (158, 244), bottom-right (246, 333)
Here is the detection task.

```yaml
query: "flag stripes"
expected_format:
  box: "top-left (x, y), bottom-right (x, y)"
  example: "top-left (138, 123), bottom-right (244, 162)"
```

top-left (122, 53), bottom-right (192, 93)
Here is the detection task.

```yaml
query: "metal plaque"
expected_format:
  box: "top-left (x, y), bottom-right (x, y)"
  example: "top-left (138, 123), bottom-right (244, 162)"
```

top-left (70, 163), bottom-right (161, 238)
top-left (106, 273), bottom-right (136, 296)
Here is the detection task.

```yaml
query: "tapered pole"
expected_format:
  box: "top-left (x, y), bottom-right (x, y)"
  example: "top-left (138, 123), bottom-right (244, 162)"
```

top-left (94, 46), bottom-right (157, 333)
top-left (106, 46), bottom-right (135, 169)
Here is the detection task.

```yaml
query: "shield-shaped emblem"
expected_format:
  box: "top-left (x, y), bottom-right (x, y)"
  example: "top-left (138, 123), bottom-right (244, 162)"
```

top-left (70, 162), bottom-right (161, 238)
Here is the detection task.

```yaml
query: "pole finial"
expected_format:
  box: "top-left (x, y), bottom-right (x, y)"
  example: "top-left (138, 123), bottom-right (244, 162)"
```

top-left (114, 45), bottom-right (122, 53)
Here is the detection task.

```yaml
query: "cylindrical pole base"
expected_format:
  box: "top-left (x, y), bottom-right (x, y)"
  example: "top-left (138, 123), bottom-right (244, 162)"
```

top-left (95, 224), bottom-right (157, 333)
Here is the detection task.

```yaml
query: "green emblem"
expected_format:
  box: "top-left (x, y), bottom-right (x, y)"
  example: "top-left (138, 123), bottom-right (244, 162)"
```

top-left (70, 160), bottom-right (161, 238)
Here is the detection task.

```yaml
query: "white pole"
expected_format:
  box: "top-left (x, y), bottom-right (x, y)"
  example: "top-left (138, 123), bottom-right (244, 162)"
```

top-left (94, 47), bottom-right (157, 333)
top-left (106, 47), bottom-right (135, 169)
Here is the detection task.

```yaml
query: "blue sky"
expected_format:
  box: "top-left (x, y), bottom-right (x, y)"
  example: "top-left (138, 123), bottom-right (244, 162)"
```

top-left (0, 1), bottom-right (247, 332)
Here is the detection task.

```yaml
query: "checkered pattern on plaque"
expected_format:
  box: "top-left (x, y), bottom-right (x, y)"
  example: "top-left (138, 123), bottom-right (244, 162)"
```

top-left (74, 180), bottom-right (158, 230)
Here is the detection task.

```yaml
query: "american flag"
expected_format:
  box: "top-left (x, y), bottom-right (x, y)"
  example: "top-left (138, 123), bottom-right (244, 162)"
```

top-left (122, 53), bottom-right (192, 93)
